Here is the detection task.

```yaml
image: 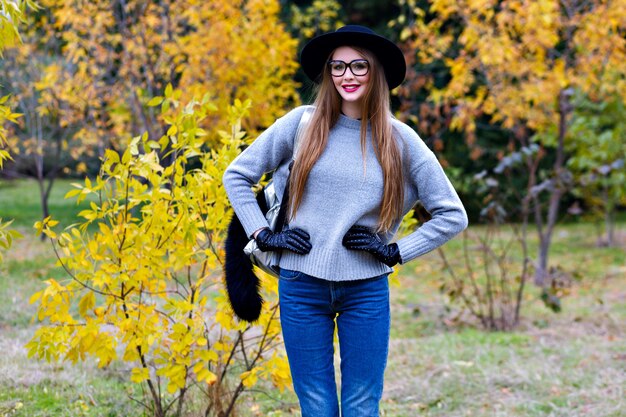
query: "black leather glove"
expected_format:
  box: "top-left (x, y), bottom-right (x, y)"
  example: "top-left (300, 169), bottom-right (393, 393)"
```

top-left (342, 225), bottom-right (401, 267)
top-left (255, 228), bottom-right (312, 255)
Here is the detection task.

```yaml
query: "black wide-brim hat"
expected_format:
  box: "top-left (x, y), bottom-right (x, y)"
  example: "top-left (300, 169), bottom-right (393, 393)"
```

top-left (300, 25), bottom-right (406, 90)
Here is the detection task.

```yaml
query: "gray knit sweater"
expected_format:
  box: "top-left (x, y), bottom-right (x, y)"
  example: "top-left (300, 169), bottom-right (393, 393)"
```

top-left (223, 105), bottom-right (468, 281)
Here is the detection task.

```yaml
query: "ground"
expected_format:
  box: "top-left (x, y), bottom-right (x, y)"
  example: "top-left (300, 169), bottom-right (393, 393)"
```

top-left (0, 179), bottom-right (624, 417)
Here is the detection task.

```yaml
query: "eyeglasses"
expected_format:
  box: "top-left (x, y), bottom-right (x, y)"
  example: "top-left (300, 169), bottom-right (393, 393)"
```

top-left (327, 59), bottom-right (370, 77)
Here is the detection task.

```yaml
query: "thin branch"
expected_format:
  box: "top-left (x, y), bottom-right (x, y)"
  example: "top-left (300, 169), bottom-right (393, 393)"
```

top-left (49, 240), bottom-right (121, 299)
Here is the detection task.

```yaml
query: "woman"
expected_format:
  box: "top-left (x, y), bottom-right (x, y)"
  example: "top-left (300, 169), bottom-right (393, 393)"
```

top-left (223, 25), bottom-right (468, 417)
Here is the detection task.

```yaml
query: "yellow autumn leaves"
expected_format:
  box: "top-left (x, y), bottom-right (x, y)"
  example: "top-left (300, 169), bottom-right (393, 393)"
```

top-left (401, 0), bottom-right (626, 134)
top-left (27, 91), bottom-right (291, 410)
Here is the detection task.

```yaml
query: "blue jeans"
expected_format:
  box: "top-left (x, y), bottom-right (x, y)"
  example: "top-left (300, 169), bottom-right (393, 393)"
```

top-left (278, 269), bottom-right (390, 417)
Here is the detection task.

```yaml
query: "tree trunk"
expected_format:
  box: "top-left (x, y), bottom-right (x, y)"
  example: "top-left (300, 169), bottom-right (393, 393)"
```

top-left (533, 88), bottom-right (572, 287)
top-left (606, 208), bottom-right (615, 247)
top-left (535, 233), bottom-right (551, 286)
top-left (603, 185), bottom-right (615, 246)
top-left (36, 177), bottom-right (50, 241)
top-left (40, 184), bottom-right (50, 220)
top-left (34, 112), bottom-right (48, 240)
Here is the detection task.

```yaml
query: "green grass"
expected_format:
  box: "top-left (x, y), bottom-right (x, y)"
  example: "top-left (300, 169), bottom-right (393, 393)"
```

top-left (379, 327), bottom-right (625, 416)
top-left (0, 236), bottom-right (68, 328)
top-left (0, 179), bottom-right (91, 328)
top-left (0, 367), bottom-right (140, 417)
top-left (1, 179), bottom-right (625, 417)
top-left (0, 179), bottom-right (94, 229)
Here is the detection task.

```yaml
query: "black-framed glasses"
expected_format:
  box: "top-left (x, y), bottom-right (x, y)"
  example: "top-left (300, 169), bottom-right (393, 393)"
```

top-left (327, 59), bottom-right (370, 77)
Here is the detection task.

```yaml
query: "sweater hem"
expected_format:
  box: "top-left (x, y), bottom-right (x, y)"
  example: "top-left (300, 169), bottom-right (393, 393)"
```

top-left (279, 248), bottom-right (392, 281)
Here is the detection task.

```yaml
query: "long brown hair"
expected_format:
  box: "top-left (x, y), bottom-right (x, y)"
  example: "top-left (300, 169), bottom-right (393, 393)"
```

top-left (289, 46), bottom-right (404, 232)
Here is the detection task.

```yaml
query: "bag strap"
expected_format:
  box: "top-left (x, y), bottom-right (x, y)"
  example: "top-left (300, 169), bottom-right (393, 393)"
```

top-left (275, 106), bottom-right (314, 231)
top-left (292, 105), bottom-right (314, 162)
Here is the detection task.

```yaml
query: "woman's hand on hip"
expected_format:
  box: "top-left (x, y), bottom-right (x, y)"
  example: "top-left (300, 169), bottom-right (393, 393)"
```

top-left (255, 228), bottom-right (312, 255)
top-left (342, 225), bottom-right (401, 267)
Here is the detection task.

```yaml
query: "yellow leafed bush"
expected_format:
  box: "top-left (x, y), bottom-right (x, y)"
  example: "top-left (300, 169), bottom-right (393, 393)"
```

top-left (27, 89), bottom-right (290, 417)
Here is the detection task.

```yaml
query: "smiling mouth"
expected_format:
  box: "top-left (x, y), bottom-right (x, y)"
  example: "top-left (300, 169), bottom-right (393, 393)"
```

top-left (342, 85), bottom-right (360, 92)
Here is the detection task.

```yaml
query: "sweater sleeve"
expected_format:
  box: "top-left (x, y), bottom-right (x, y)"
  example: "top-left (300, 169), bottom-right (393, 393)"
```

top-left (222, 106), bottom-right (307, 238)
top-left (394, 124), bottom-right (469, 263)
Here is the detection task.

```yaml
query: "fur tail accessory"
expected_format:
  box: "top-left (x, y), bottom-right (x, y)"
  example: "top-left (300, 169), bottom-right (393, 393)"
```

top-left (224, 192), bottom-right (268, 323)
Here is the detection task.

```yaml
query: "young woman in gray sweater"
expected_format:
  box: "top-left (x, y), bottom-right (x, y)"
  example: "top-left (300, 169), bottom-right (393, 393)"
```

top-left (223, 25), bottom-right (468, 417)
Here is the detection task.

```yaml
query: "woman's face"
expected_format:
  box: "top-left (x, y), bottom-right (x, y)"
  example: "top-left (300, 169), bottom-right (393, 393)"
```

top-left (330, 46), bottom-right (370, 109)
